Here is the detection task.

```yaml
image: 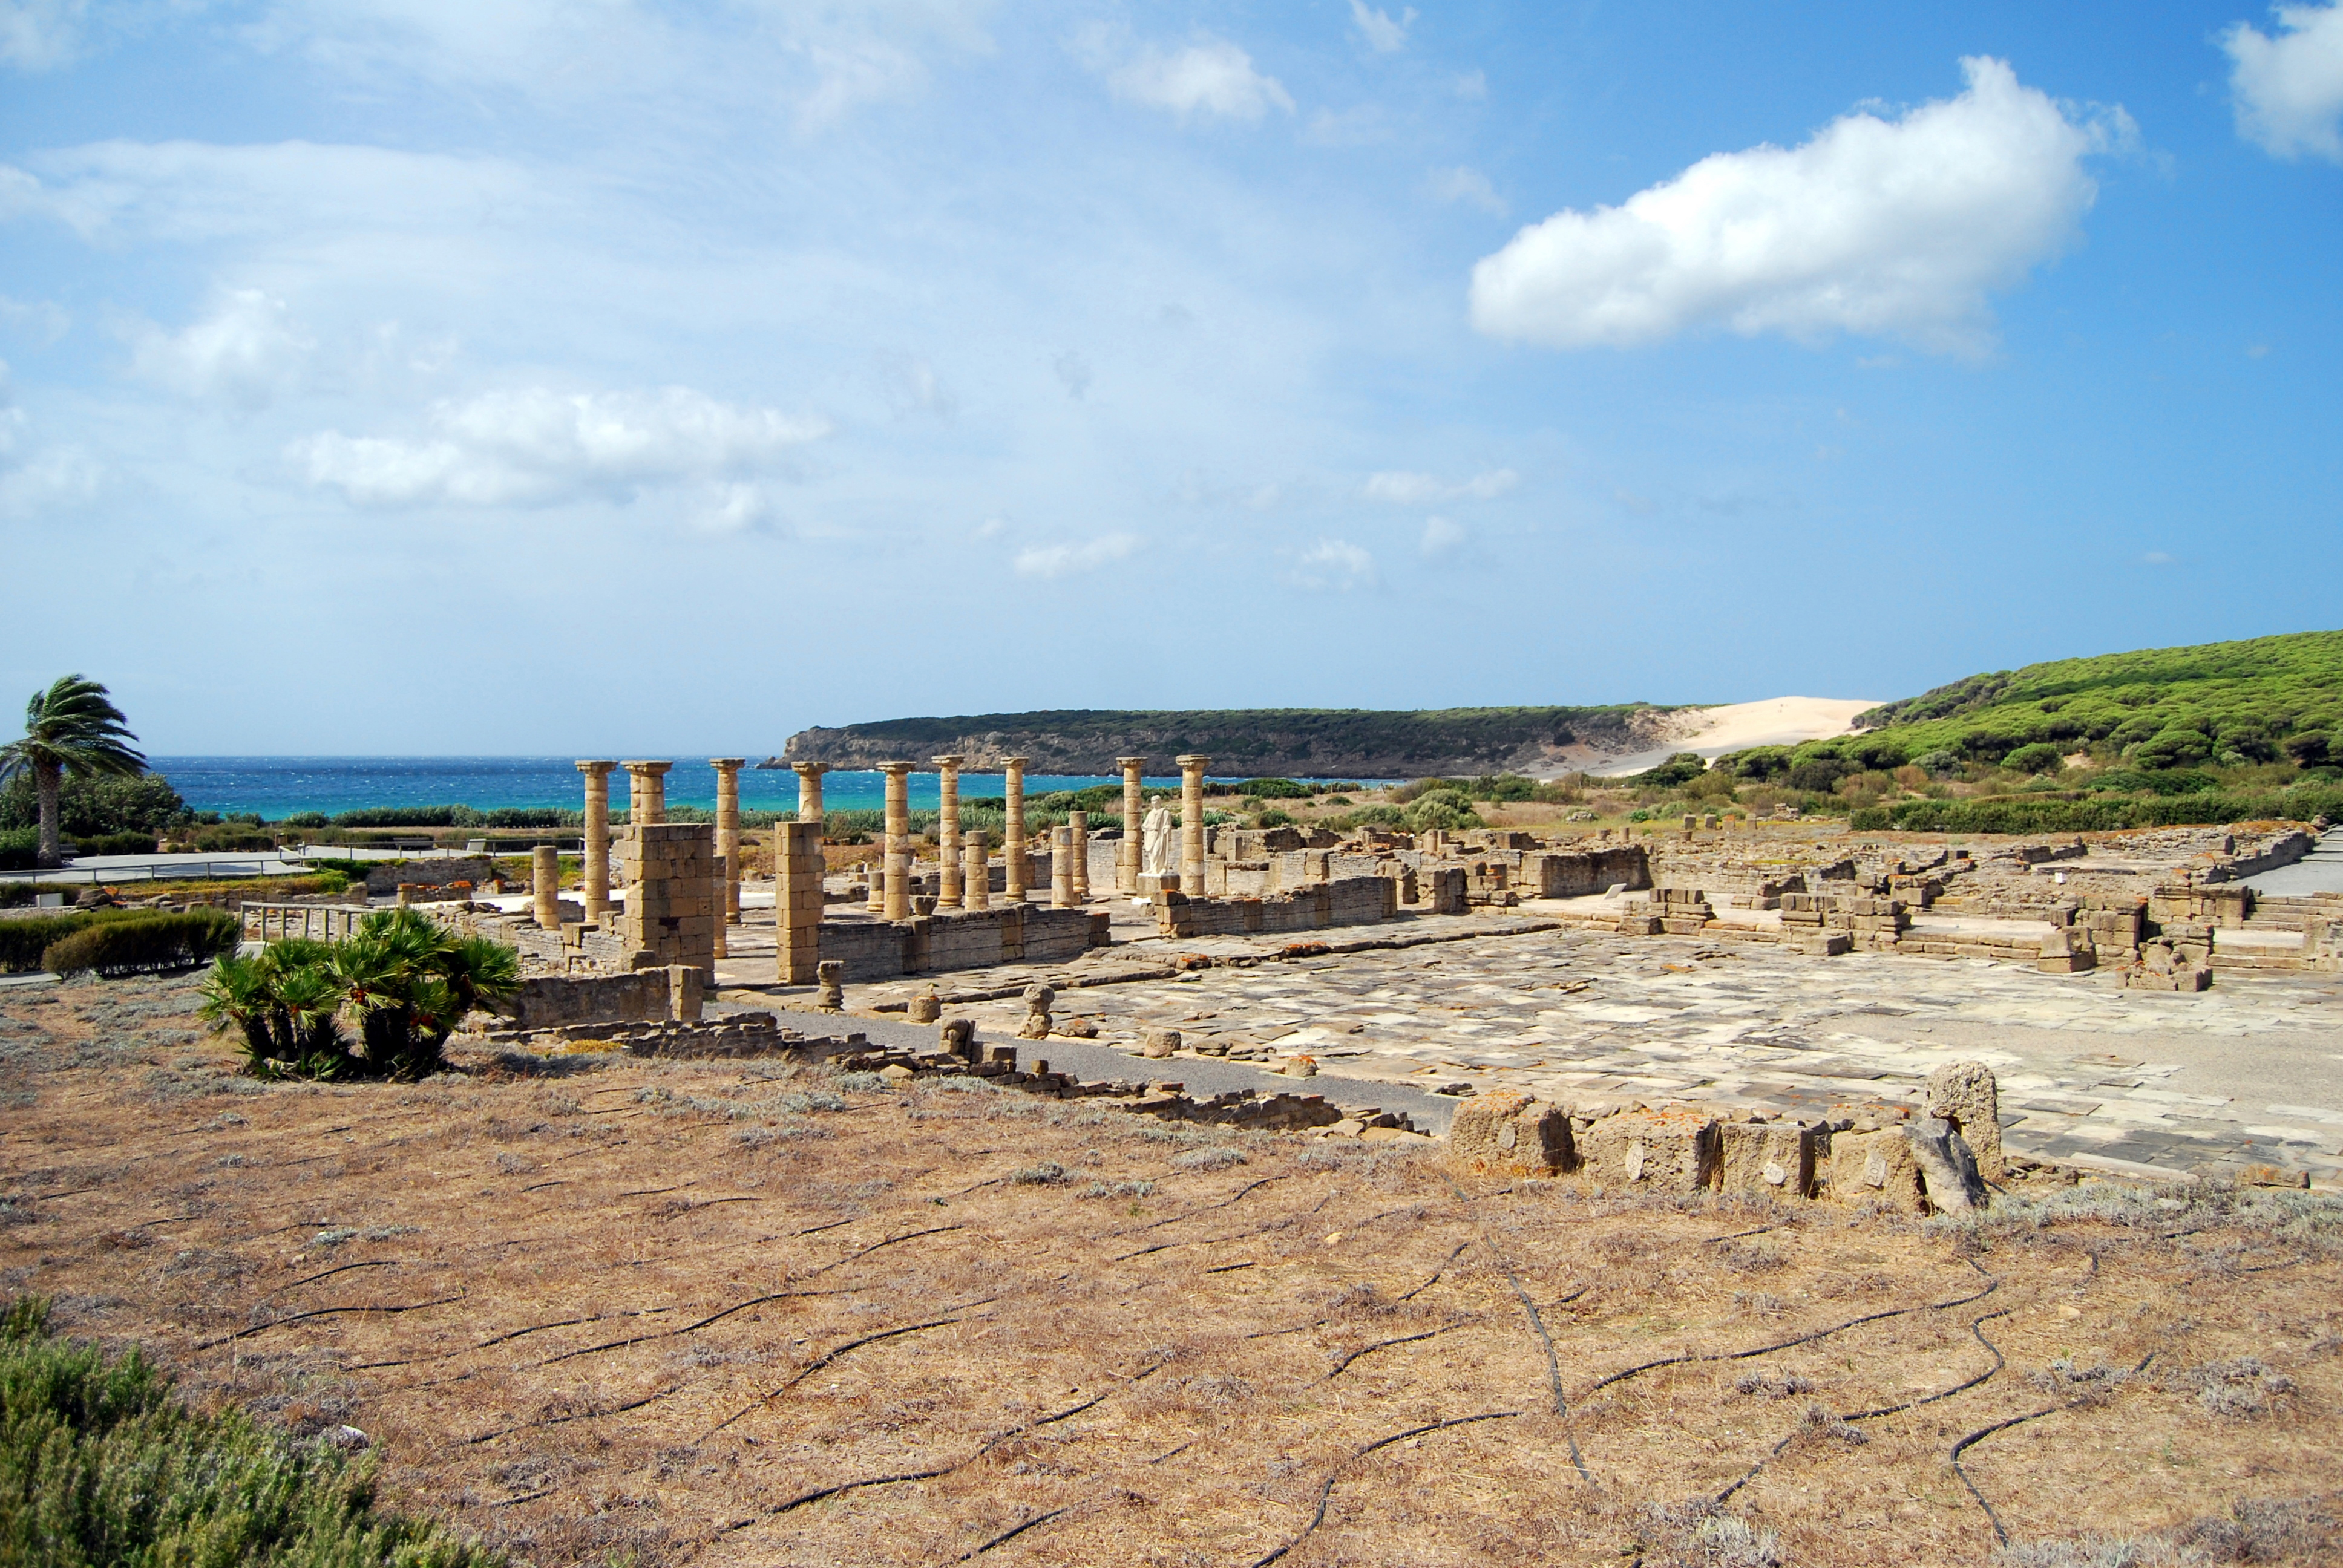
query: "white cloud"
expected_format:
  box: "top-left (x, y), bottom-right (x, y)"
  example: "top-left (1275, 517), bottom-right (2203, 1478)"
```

top-left (0, 0), bottom-right (84, 70)
top-left (1453, 69), bottom-right (1487, 100)
top-left (127, 289), bottom-right (315, 410)
top-left (1429, 165), bottom-right (1506, 215)
top-left (2224, 3), bottom-right (2343, 160)
top-left (1469, 57), bottom-right (2115, 355)
top-left (1013, 531), bottom-right (1141, 578)
top-left (1052, 350), bottom-right (1092, 400)
top-left (1349, 0), bottom-right (1415, 54)
top-left (1289, 536), bottom-right (1376, 591)
top-left (1420, 515), bottom-right (1464, 557)
top-left (1361, 467), bottom-right (1518, 503)
top-left (291, 385), bottom-right (830, 508)
top-left (1103, 36), bottom-right (1293, 122)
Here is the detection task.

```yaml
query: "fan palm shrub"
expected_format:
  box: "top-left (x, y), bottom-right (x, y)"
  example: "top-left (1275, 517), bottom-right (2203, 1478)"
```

top-left (197, 940), bottom-right (353, 1079)
top-left (330, 909), bottom-right (519, 1079)
top-left (0, 675), bottom-right (146, 869)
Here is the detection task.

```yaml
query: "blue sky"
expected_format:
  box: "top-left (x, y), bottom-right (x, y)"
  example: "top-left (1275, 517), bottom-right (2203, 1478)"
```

top-left (1, 1), bottom-right (2338, 754)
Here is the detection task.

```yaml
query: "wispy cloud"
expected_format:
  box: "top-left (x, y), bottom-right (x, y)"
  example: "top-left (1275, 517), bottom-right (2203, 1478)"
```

top-left (2223, 1), bottom-right (2343, 161)
top-left (1289, 535), bottom-right (1376, 591)
top-left (1094, 33), bottom-right (1293, 122)
top-left (1349, 0), bottom-right (1416, 54)
top-left (1014, 531), bottom-right (1142, 578)
top-left (1427, 165), bottom-right (1506, 215)
top-left (1362, 467), bottom-right (1518, 504)
top-left (1420, 515), bottom-right (1465, 557)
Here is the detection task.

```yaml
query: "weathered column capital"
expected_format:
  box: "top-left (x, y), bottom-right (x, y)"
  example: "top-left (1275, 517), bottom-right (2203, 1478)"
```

top-left (1176, 753), bottom-right (1211, 773)
top-left (931, 753), bottom-right (967, 770)
top-left (877, 759), bottom-right (916, 777)
top-left (621, 760), bottom-right (675, 779)
top-left (790, 761), bottom-right (834, 778)
top-left (576, 759), bottom-right (618, 778)
top-left (709, 757), bottom-right (747, 773)
top-left (1117, 756), bottom-right (1147, 771)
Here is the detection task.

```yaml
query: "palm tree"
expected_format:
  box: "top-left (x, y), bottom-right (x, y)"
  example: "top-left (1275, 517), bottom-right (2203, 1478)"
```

top-left (0, 675), bottom-right (146, 869)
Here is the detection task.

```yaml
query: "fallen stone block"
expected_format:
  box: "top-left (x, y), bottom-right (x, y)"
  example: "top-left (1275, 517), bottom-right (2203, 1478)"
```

top-left (1579, 1106), bottom-right (1718, 1191)
top-left (1904, 1117), bottom-right (1987, 1212)
top-left (1449, 1089), bottom-right (1575, 1178)
top-left (1825, 1126), bottom-right (1925, 1214)
top-left (1718, 1119), bottom-right (1816, 1198)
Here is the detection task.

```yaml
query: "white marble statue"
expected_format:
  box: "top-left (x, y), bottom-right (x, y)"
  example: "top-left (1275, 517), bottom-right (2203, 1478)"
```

top-left (1141, 805), bottom-right (1174, 876)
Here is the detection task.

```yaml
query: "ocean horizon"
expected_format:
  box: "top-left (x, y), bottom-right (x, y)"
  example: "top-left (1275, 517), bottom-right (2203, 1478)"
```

top-left (145, 757), bottom-right (1356, 820)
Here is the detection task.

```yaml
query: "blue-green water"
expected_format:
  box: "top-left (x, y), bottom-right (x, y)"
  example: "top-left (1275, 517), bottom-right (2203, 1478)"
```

top-left (149, 757), bottom-right (1213, 820)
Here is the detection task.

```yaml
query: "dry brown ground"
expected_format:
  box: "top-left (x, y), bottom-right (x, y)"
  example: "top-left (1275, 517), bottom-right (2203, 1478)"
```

top-left (4, 974), bottom-right (2341, 1568)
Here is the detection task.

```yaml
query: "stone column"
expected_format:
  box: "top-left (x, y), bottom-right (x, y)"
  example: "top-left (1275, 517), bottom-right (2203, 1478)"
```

top-left (1050, 825), bottom-right (1076, 909)
top-left (575, 761), bottom-right (615, 921)
top-left (933, 754), bottom-right (965, 909)
top-left (1177, 754), bottom-right (1211, 897)
top-left (532, 844), bottom-right (559, 929)
top-left (622, 760), bottom-right (672, 826)
top-left (792, 762), bottom-right (831, 827)
top-left (1003, 756), bottom-right (1030, 903)
top-left (775, 820), bottom-right (824, 985)
top-left (710, 759), bottom-right (746, 926)
top-left (865, 854), bottom-right (886, 912)
top-left (1117, 756), bottom-right (1146, 895)
top-left (1068, 809), bottom-right (1089, 903)
top-left (880, 761), bottom-right (914, 920)
top-left (963, 830), bottom-right (989, 911)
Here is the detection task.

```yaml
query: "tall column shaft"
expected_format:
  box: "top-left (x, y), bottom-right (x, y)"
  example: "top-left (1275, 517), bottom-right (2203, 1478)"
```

top-left (1177, 754), bottom-right (1211, 897)
top-left (531, 844), bottom-right (560, 929)
top-left (776, 820), bottom-right (823, 985)
top-left (880, 762), bottom-right (914, 921)
top-left (1050, 825), bottom-right (1076, 909)
top-left (791, 762), bottom-right (831, 827)
top-left (575, 762), bottom-right (615, 921)
top-left (963, 830), bottom-right (989, 911)
top-left (1116, 757), bottom-right (1146, 895)
top-left (1069, 809), bottom-right (1089, 902)
top-left (1003, 757), bottom-right (1029, 903)
top-left (711, 759), bottom-right (745, 926)
top-left (933, 754), bottom-right (965, 909)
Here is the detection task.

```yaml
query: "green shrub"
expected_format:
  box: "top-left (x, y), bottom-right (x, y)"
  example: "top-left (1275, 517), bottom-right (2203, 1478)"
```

top-left (1404, 788), bottom-right (1480, 832)
top-left (40, 910), bottom-right (241, 978)
top-left (1875, 785), bottom-right (2343, 835)
top-left (1236, 777), bottom-right (1311, 799)
top-left (329, 806), bottom-right (575, 829)
top-left (191, 823), bottom-right (275, 851)
top-left (1256, 808), bottom-right (1296, 828)
top-left (0, 912), bottom-right (114, 972)
top-left (1915, 750), bottom-right (1960, 778)
top-left (2002, 743), bottom-right (2065, 776)
top-left (0, 883), bottom-right (42, 909)
top-left (0, 1296), bottom-right (500, 1566)
top-left (0, 828), bottom-right (34, 871)
top-left (2132, 727), bottom-right (2214, 769)
top-left (279, 811), bottom-right (329, 829)
top-left (1629, 753), bottom-right (1709, 789)
top-left (73, 831), bottom-right (159, 856)
top-left (0, 769), bottom-right (191, 837)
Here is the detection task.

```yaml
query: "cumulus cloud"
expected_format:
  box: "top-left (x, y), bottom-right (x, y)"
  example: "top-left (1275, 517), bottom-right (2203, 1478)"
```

top-left (1469, 57), bottom-right (2117, 355)
top-left (1360, 467), bottom-right (1518, 503)
top-left (1420, 515), bottom-right (1464, 557)
top-left (1014, 531), bottom-right (1141, 578)
top-left (1429, 165), bottom-right (1506, 215)
top-left (127, 289), bottom-right (315, 410)
top-left (1289, 536), bottom-right (1376, 591)
top-left (0, 358), bottom-right (101, 515)
top-left (2224, 3), bottom-right (2343, 160)
top-left (290, 385), bottom-right (830, 508)
top-left (1101, 36), bottom-right (1293, 121)
top-left (1349, 1), bottom-right (1415, 53)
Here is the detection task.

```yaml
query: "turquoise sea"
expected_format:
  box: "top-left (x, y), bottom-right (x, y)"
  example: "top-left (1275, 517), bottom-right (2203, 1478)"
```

top-left (148, 757), bottom-right (1217, 820)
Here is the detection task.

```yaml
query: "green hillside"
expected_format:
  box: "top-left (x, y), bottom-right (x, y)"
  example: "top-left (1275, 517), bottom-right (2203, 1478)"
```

top-left (1850, 629), bottom-right (2343, 766)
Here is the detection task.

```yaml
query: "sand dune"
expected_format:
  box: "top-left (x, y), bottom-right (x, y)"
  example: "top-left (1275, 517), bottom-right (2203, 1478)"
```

top-left (1579, 695), bottom-right (1879, 777)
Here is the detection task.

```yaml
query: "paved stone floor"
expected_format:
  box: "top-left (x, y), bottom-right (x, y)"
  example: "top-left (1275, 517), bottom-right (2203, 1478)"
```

top-left (713, 903), bottom-right (2343, 1187)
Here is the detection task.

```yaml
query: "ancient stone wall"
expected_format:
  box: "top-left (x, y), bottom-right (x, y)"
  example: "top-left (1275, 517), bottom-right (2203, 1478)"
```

top-left (618, 823), bottom-right (719, 973)
top-left (821, 905), bottom-right (1109, 982)
top-left (1154, 875), bottom-right (1397, 939)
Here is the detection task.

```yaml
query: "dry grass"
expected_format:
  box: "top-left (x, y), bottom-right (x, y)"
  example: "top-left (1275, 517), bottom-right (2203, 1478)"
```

top-left (4, 974), bottom-right (2341, 1567)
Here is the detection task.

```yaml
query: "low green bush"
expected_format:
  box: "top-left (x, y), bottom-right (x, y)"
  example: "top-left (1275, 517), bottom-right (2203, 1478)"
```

top-left (0, 1296), bottom-right (500, 1566)
top-left (0, 829), bottom-right (36, 872)
top-left (278, 811), bottom-right (329, 829)
top-left (1256, 808), bottom-right (1297, 828)
top-left (41, 910), bottom-right (241, 978)
top-left (1236, 777), bottom-right (1312, 799)
top-left (73, 831), bottom-right (159, 857)
top-left (1858, 785), bottom-right (2343, 835)
top-left (191, 823), bottom-right (276, 852)
top-left (0, 912), bottom-right (114, 972)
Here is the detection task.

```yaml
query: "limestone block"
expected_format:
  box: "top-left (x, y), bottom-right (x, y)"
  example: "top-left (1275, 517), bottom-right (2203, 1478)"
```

top-left (1142, 1027), bottom-right (1181, 1058)
top-left (1923, 1062), bottom-right (2002, 1179)
top-left (1826, 1127), bottom-right (1925, 1213)
top-left (666, 964), bottom-right (704, 1023)
top-left (908, 991), bottom-right (941, 1024)
top-left (816, 960), bottom-right (844, 1011)
top-left (1904, 1117), bottom-right (1987, 1212)
top-left (1449, 1089), bottom-right (1575, 1178)
top-left (940, 1017), bottom-right (976, 1057)
top-left (1718, 1120), bottom-right (1816, 1198)
top-left (1579, 1107), bottom-right (1717, 1191)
